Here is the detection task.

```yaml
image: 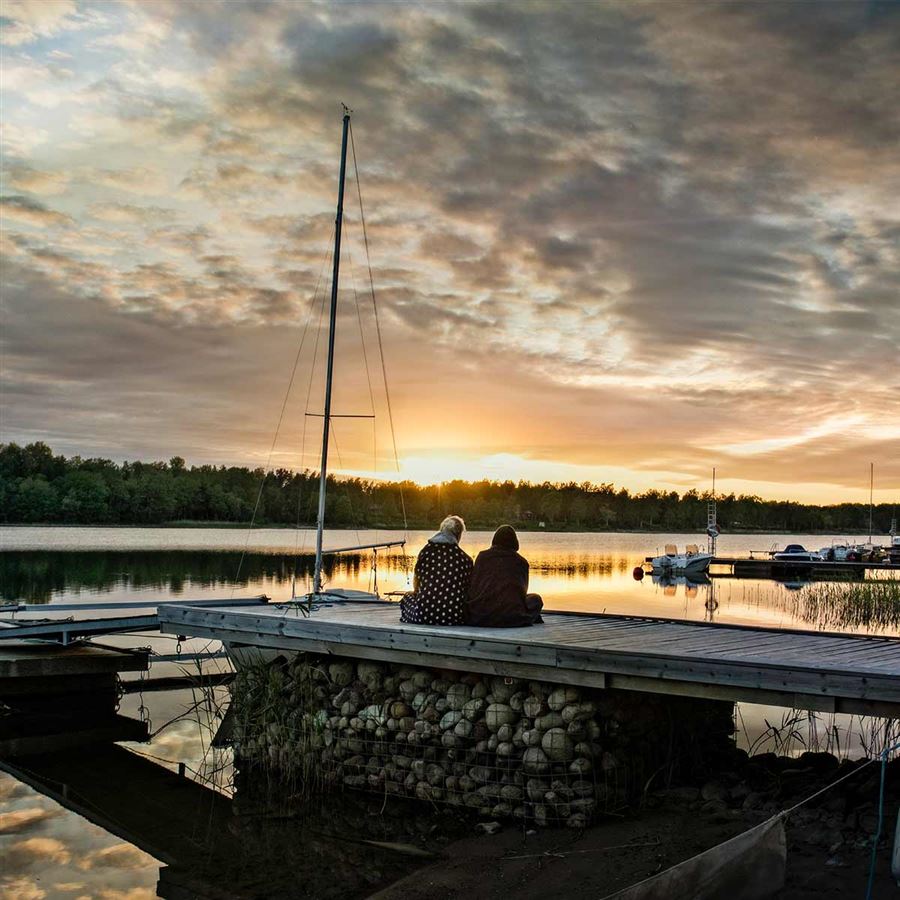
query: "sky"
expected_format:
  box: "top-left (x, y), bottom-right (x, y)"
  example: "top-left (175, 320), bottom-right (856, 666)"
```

top-left (1, 0), bottom-right (898, 504)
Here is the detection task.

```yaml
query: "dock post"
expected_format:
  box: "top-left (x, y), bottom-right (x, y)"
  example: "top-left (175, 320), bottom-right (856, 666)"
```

top-left (892, 809), bottom-right (899, 883)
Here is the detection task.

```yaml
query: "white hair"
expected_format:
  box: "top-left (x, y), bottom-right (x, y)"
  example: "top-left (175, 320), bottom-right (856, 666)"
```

top-left (439, 515), bottom-right (465, 540)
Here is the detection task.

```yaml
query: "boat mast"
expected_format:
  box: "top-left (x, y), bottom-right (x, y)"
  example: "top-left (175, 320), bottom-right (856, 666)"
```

top-left (707, 466), bottom-right (718, 556)
top-left (313, 107), bottom-right (351, 594)
top-left (868, 462), bottom-right (874, 545)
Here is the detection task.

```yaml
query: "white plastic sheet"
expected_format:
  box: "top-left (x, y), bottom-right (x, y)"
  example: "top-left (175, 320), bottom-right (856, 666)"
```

top-left (603, 815), bottom-right (786, 900)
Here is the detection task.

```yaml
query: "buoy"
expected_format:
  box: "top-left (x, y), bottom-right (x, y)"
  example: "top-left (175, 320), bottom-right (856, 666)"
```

top-left (632, 566), bottom-right (645, 580)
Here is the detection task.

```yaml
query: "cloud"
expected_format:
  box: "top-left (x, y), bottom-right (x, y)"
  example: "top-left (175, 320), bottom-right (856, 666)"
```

top-left (2, 163), bottom-right (69, 195)
top-left (0, 877), bottom-right (46, 900)
top-left (77, 844), bottom-right (156, 872)
top-left (0, 0), bottom-right (79, 46)
top-left (81, 167), bottom-right (169, 197)
top-left (2, 837), bottom-right (71, 870)
top-left (0, 195), bottom-right (72, 227)
top-left (87, 202), bottom-right (177, 225)
top-left (0, 808), bottom-right (60, 835)
top-left (0, 775), bottom-right (31, 803)
top-left (0, 0), bottom-right (897, 500)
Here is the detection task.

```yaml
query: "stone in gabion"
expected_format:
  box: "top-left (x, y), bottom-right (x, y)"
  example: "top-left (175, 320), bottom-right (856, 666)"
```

top-left (462, 698), bottom-right (485, 720)
top-left (357, 662), bottom-right (383, 690)
top-left (328, 661), bottom-right (354, 686)
top-left (454, 718), bottom-right (473, 738)
top-left (389, 700), bottom-right (410, 718)
top-left (542, 727), bottom-right (575, 762)
top-left (535, 711), bottom-right (565, 731)
top-left (440, 709), bottom-right (463, 731)
top-left (548, 686), bottom-right (580, 710)
top-left (485, 703), bottom-right (516, 732)
top-left (235, 652), bottom-right (735, 831)
top-left (562, 701), bottom-right (596, 724)
top-left (523, 747), bottom-right (550, 774)
top-left (446, 683), bottom-right (471, 710)
top-left (569, 757), bottom-right (592, 775)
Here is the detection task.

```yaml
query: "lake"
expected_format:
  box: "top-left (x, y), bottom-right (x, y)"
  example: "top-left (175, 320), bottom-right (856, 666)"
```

top-left (2, 526), bottom-right (898, 634)
top-left (1, 527), bottom-right (897, 897)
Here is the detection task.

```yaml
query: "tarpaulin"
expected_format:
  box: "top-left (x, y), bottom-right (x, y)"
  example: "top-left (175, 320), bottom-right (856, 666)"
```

top-left (603, 814), bottom-right (786, 900)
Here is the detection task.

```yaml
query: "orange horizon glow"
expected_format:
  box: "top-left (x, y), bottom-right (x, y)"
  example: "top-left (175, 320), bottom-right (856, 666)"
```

top-left (1, 3), bottom-right (897, 510)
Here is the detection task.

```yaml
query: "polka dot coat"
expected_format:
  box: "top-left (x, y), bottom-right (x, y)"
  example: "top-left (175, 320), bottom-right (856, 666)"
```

top-left (400, 540), bottom-right (474, 626)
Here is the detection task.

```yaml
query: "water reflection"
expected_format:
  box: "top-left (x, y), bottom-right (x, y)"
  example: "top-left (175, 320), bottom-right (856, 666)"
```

top-left (0, 550), bottom-right (375, 604)
top-left (0, 686), bottom-right (467, 900)
top-left (0, 529), bottom-right (897, 635)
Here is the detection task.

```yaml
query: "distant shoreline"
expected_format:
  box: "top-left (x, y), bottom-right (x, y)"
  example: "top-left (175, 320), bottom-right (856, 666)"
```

top-left (0, 522), bottom-right (890, 537)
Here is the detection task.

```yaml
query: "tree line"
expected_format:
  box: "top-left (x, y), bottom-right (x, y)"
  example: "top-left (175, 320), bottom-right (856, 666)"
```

top-left (0, 442), bottom-right (895, 534)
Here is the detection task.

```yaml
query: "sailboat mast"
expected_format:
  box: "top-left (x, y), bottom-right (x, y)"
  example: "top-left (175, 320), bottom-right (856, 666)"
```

top-left (314, 108), bottom-right (351, 593)
top-left (868, 462), bottom-right (874, 545)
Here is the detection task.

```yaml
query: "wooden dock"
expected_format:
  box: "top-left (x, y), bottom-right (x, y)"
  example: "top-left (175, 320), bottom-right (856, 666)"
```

top-left (159, 600), bottom-right (900, 718)
top-left (707, 557), bottom-right (900, 577)
top-left (0, 641), bottom-right (148, 688)
top-left (0, 642), bottom-right (151, 754)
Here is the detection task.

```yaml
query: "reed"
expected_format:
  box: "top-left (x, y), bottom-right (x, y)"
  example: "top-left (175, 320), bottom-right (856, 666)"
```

top-left (231, 655), bottom-right (332, 798)
top-left (783, 578), bottom-right (900, 632)
top-left (737, 705), bottom-right (900, 761)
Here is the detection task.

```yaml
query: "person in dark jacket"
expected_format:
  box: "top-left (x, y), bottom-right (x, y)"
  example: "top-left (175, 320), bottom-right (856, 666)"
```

top-left (400, 515), bottom-right (473, 626)
top-left (466, 525), bottom-right (543, 627)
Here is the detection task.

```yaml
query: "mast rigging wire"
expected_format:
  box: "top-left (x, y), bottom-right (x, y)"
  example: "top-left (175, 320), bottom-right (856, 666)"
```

top-left (231, 230), bottom-right (334, 596)
top-left (295, 247), bottom-right (336, 591)
top-left (348, 119), bottom-right (408, 535)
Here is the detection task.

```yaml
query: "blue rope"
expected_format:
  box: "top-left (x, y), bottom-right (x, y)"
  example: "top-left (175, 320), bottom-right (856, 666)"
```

top-left (866, 739), bottom-right (900, 900)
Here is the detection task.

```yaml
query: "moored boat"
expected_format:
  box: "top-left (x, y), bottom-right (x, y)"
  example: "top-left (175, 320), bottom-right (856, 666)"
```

top-left (770, 544), bottom-right (823, 563)
top-left (649, 544), bottom-right (713, 574)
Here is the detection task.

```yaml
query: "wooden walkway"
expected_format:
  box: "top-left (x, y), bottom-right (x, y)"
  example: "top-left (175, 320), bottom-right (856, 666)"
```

top-left (159, 600), bottom-right (900, 717)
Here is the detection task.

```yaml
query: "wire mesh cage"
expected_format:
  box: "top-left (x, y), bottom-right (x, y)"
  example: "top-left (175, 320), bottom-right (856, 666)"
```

top-left (230, 653), bottom-right (733, 827)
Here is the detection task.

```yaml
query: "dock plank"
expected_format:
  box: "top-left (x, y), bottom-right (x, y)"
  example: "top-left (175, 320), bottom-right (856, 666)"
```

top-left (158, 602), bottom-right (900, 716)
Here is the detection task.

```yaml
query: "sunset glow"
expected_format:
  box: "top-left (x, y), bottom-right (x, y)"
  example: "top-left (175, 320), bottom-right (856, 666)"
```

top-left (1, 1), bottom-right (898, 503)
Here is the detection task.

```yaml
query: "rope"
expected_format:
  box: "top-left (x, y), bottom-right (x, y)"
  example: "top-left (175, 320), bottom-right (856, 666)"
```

top-left (348, 120), bottom-right (408, 535)
top-left (293, 252), bottom-right (335, 593)
top-left (232, 231), bottom-right (334, 595)
top-left (346, 239), bottom-right (381, 568)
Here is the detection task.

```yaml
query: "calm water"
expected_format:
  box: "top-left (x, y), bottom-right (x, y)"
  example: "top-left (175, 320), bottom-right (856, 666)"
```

top-left (1, 527), bottom-right (897, 897)
top-left (2, 526), bottom-right (898, 634)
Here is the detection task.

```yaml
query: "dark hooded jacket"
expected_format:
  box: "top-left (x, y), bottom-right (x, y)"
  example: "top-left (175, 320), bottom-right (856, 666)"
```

top-left (465, 526), bottom-right (535, 627)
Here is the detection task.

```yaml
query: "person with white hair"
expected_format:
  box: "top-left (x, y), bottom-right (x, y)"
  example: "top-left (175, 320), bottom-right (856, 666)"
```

top-left (400, 515), bottom-right (473, 626)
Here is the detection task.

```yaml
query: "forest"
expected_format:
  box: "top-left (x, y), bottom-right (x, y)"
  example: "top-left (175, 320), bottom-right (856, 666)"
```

top-left (0, 442), bottom-right (895, 534)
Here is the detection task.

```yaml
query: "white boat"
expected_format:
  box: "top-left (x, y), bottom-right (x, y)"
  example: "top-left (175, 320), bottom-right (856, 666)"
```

top-left (771, 544), bottom-right (824, 563)
top-left (649, 544), bottom-right (713, 574)
top-left (818, 542), bottom-right (880, 562)
top-left (817, 543), bottom-right (854, 562)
